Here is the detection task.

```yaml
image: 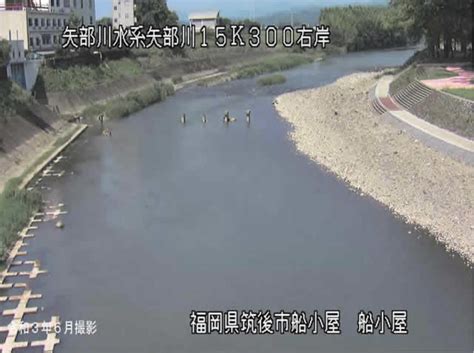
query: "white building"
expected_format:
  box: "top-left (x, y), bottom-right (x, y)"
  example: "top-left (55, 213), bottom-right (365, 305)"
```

top-left (0, 0), bottom-right (96, 52)
top-left (112, 0), bottom-right (135, 28)
top-left (188, 10), bottom-right (220, 32)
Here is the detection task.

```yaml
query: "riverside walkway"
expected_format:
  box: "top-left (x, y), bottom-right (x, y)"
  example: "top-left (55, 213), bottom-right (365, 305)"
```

top-left (370, 75), bottom-right (474, 164)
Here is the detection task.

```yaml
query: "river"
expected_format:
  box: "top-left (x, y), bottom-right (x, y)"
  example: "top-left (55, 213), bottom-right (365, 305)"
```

top-left (11, 48), bottom-right (474, 353)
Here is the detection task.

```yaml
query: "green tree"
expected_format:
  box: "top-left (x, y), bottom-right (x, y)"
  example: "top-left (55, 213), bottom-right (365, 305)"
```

top-left (68, 12), bottom-right (82, 27)
top-left (0, 40), bottom-right (9, 66)
top-left (391, 0), bottom-right (472, 59)
top-left (319, 5), bottom-right (413, 52)
top-left (135, 0), bottom-right (178, 27)
top-left (97, 17), bottom-right (112, 26)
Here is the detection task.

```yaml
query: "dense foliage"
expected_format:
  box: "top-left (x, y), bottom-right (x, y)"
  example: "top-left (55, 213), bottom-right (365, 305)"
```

top-left (68, 12), bottom-right (81, 27)
top-left (97, 17), bottom-right (112, 26)
top-left (135, 0), bottom-right (178, 27)
top-left (391, 0), bottom-right (472, 59)
top-left (0, 81), bottom-right (34, 120)
top-left (82, 82), bottom-right (175, 120)
top-left (38, 58), bottom-right (143, 92)
top-left (319, 5), bottom-right (416, 51)
top-left (257, 74), bottom-right (287, 86)
top-left (0, 39), bottom-right (9, 66)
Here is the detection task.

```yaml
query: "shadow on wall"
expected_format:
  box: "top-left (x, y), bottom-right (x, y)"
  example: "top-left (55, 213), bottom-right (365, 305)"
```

top-left (32, 74), bottom-right (48, 105)
top-left (0, 66), bottom-right (7, 80)
top-left (1, 80), bottom-right (53, 132)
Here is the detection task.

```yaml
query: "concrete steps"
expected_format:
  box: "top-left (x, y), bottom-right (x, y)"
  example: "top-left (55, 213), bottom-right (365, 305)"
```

top-left (371, 98), bottom-right (387, 115)
top-left (393, 81), bottom-right (434, 111)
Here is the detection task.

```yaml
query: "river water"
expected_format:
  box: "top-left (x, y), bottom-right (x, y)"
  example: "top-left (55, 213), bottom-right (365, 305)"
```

top-left (14, 49), bottom-right (474, 353)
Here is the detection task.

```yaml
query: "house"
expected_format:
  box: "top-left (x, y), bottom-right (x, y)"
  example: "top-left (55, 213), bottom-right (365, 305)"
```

top-left (188, 10), bottom-right (220, 32)
top-left (0, 0), bottom-right (96, 52)
top-left (112, 0), bottom-right (135, 28)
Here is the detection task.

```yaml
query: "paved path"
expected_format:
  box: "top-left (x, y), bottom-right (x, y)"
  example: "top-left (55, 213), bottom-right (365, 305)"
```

top-left (373, 76), bottom-right (474, 164)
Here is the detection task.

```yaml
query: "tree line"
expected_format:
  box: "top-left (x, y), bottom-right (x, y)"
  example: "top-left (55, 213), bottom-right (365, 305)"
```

top-left (319, 5), bottom-right (418, 52)
top-left (391, 0), bottom-right (472, 59)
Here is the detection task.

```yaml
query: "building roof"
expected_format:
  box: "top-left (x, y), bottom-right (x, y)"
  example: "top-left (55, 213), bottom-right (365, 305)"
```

top-left (188, 10), bottom-right (220, 20)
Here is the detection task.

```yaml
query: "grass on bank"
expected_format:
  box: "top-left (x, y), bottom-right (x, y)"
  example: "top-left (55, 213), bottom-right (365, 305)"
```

top-left (40, 58), bottom-right (143, 92)
top-left (389, 65), bottom-right (419, 94)
top-left (257, 74), bottom-right (287, 86)
top-left (0, 81), bottom-right (34, 119)
top-left (0, 123), bottom-right (85, 265)
top-left (0, 179), bottom-right (41, 263)
top-left (82, 81), bottom-right (175, 120)
top-left (389, 65), bottom-right (461, 94)
top-left (423, 68), bottom-right (458, 79)
top-left (233, 54), bottom-right (315, 79)
top-left (442, 88), bottom-right (474, 101)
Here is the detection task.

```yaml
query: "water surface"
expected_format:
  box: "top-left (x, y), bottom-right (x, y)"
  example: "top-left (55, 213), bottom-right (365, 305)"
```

top-left (23, 48), bottom-right (473, 353)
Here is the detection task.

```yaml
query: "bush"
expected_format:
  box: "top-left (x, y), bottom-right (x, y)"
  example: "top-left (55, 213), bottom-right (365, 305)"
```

top-left (40, 57), bottom-right (144, 92)
top-left (106, 100), bottom-right (134, 119)
top-left (82, 82), bottom-right (175, 120)
top-left (0, 81), bottom-right (34, 118)
top-left (257, 74), bottom-right (287, 86)
top-left (172, 76), bottom-right (183, 84)
top-left (82, 104), bottom-right (104, 120)
top-left (234, 54), bottom-right (313, 79)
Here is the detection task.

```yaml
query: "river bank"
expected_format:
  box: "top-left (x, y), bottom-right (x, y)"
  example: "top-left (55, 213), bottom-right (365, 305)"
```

top-left (42, 51), bottom-right (324, 117)
top-left (0, 122), bottom-right (86, 261)
top-left (275, 72), bottom-right (474, 264)
top-left (6, 48), bottom-right (473, 352)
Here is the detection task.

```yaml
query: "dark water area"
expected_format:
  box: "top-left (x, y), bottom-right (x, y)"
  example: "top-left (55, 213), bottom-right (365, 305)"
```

top-left (19, 48), bottom-right (473, 353)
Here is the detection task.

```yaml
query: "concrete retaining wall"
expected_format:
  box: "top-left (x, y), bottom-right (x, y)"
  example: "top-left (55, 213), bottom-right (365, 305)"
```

top-left (0, 115), bottom-right (68, 191)
top-left (410, 86), bottom-right (474, 139)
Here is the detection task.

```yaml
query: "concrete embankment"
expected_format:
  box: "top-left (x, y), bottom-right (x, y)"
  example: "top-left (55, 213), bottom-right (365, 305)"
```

top-left (19, 123), bottom-right (87, 190)
top-left (275, 72), bottom-right (474, 264)
top-left (1, 62), bottom-right (251, 189)
top-left (0, 108), bottom-right (83, 193)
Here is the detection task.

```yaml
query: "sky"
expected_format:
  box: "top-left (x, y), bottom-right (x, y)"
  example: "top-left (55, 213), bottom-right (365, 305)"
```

top-left (96, 0), bottom-right (387, 20)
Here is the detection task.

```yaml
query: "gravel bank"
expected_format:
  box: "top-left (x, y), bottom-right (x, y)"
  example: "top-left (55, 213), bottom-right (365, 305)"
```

top-left (275, 72), bottom-right (474, 265)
